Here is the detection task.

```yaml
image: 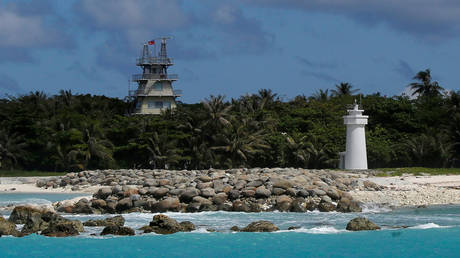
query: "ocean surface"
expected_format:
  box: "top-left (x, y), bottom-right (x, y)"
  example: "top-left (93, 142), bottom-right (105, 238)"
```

top-left (1, 194), bottom-right (459, 257)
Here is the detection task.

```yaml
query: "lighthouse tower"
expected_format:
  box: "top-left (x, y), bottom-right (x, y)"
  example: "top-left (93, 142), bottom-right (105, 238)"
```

top-left (342, 100), bottom-right (368, 169)
top-left (129, 37), bottom-right (181, 115)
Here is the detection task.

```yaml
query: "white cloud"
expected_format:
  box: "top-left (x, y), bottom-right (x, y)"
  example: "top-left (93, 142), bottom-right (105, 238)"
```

top-left (76, 0), bottom-right (188, 31)
top-left (244, 0), bottom-right (460, 40)
top-left (0, 9), bottom-right (55, 47)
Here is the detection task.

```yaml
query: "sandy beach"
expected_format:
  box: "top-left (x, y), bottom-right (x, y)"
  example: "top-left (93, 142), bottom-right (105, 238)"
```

top-left (351, 175), bottom-right (460, 207)
top-left (0, 177), bottom-right (100, 194)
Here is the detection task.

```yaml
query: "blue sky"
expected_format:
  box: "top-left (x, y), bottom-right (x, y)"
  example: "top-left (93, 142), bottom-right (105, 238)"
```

top-left (1, 0), bottom-right (460, 103)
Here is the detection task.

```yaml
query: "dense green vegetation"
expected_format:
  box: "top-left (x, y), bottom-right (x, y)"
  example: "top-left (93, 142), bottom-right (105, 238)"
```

top-left (0, 69), bottom-right (458, 171)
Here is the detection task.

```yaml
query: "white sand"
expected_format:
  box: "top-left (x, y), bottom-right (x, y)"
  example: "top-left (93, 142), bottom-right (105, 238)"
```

top-left (351, 175), bottom-right (460, 207)
top-left (0, 177), bottom-right (101, 194)
top-left (0, 183), bottom-right (100, 194)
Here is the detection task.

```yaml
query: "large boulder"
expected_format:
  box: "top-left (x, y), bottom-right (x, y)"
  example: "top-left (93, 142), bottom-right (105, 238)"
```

top-left (232, 200), bottom-right (250, 212)
top-left (227, 189), bottom-right (240, 200)
top-left (275, 195), bottom-right (292, 211)
top-left (201, 188), bottom-right (216, 198)
top-left (326, 188), bottom-right (340, 200)
top-left (83, 215), bottom-right (125, 227)
top-left (212, 193), bottom-right (228, 205)
top-left (21, 210), bottom-right (83, 234)
top-left (72, 199), bottom-right (93, 214)
top-left (95, 187), bottom-right (112, 199)
top-left (8, 206), bottom-right (44, 224)
top-left (346, 217), bottom-right (381, 231)
top-left (144, 214), bottom-right (183, 234)
top-left (290, 198), bottom-right (307, 212)
top-left (241, 221), bottom-right (279, 232)
top-left (91, 199), bottom-right (107, 209)
top-left (179, 189), bottom-right (200, 203)
top-left (255, 186), bottom-right (271, 199)
top-left (318, 201), bottom-right (336, 212)
top-left (116, 197), bottom-right (133, 212)
top-left (41, 220), bottom-right (81, 237)
top-left (152, 188), bottom-right (169, 198)
top-left (101, 225), bottom-right (135, 236)
top-left (151, 198), bottom-right (180, 212)
top-left (0, 216), bottom-right (20, 236)
top-left (179, 221), bottom-right (196, 232)
top-left (336, 198), bottom-right (362, 213)
top-left (272, 179), bottom-right (293, 190)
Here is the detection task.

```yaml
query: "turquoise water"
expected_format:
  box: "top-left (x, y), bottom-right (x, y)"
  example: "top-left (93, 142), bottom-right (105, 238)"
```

top-left (0, 193), bottom-right (89, 214)
top-left (0, 193), bottom-right (459, 257)
top-left (1, 228), bottom-right (459, 257)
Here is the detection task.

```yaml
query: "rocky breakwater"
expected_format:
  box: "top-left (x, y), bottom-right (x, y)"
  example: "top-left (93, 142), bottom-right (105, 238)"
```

top-left (7, 206), bottom-right (84, 237)
top-left (39, 168), bottom-right (368, 214)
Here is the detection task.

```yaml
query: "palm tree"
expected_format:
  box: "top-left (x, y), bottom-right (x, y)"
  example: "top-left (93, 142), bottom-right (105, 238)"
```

top-left (68, 124), bottom-right (115, 170)
top-left (305, 135), bottom-right (335, 168)
top-left (403, 133), bottom-right (454, 167)
top-left (213, 117), bottom-right (269, 168)
top-left (58, 89), bottom-right (74, 108)
top-left (311, 89), bottom-right (330, 101)
top-left (145, 131), bottom-right (181, 169)
top-left (0, 129), bottom-right (27, 170)
top-left (409, 69), bottom-right (444, 97)
top-left (257, 89), bottom-right (278, 108)
top-left (331, 82), bottom-right (359, 96)
top-left (202, 95), bottom-right (232, 129)
top-left (285, 135), bottom-right (310, 167)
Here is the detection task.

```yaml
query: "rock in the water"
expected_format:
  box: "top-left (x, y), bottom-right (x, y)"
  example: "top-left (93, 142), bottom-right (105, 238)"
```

top-left (241, 221), bottom-right (279, 232)
top-left (230, 226), bottom-right (240, 232)
top-left (72, 199), bottom-right (93, 214)
top-left (290, 198), bottom-right (307, 212)
top-left (232, 200), bottom-right (250, 212)
top-left (346, 217), bottom-right (380, 231)
top-left (318, 201), bottom-right (336, 212)
top-left (146, 214), bottom-right (183, 234)
top-left (101, 225), bottom-right (135, 236)
top-left (83, 215), bottom-right (125, 227)
top-left (185, 202), bottom-right (201, 212)
top-left (336, 198), bottom-right (362, 213)
top-left (0, 216), bottom-right (20, 236)
top-left (20, 210), bottom-right (83, 235)
top-left (8, 206), bottom-right (44, 224)
top-left (41, 220), bottom-right (81, 237)
top-left (179, 221), bottom-right (196, 232)
top-left (275, 195), bottom-right (292, 211)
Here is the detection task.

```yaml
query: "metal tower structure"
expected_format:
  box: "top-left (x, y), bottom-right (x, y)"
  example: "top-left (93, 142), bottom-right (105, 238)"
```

top-left (129, 37), bottom-right (182, 115)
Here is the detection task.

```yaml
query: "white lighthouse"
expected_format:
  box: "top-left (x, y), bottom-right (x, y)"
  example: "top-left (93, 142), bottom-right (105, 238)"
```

top-left (341, 100), bottom-right (368, 170)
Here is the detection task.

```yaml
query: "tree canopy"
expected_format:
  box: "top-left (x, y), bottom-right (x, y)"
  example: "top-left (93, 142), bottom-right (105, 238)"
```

top-left (0, 69), bottom-right (458, 171)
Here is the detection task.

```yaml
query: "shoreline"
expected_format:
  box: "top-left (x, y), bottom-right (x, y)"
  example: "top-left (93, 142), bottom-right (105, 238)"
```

top-left (1, 170), bottom-right (459, 211)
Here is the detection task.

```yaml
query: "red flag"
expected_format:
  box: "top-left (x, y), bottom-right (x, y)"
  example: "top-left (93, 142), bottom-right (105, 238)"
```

top-left (148, 40), bottom-right (155, 45)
